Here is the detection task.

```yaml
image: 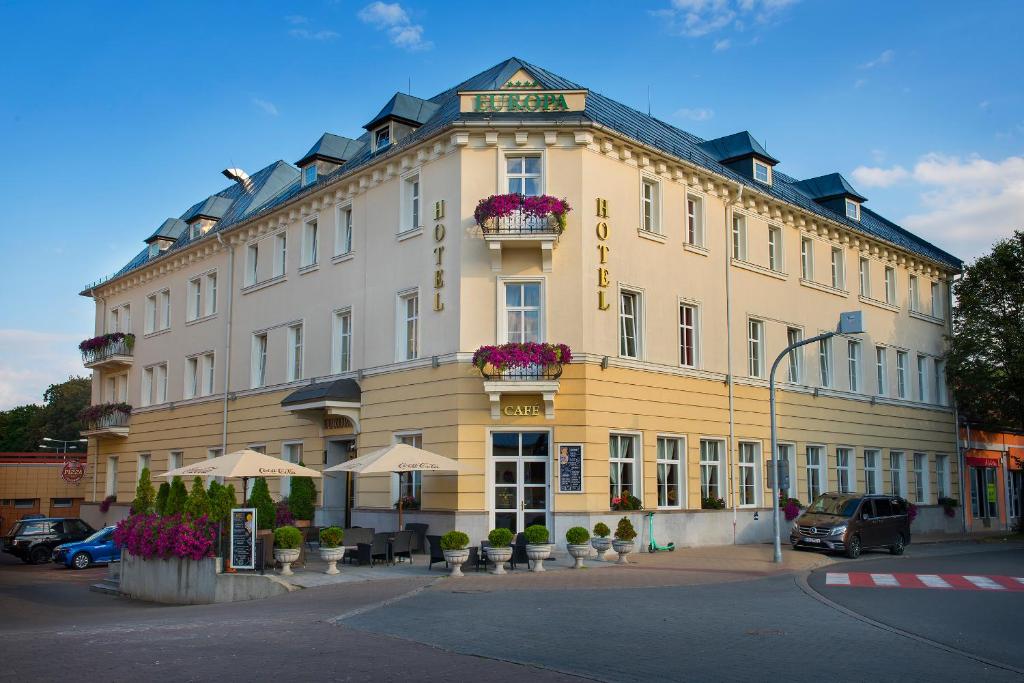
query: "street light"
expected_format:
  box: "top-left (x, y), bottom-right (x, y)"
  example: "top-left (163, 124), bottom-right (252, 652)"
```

top-left (768, 311), bottom-right (864, 564)
top-left (39, 437), bottom-right (88, 454)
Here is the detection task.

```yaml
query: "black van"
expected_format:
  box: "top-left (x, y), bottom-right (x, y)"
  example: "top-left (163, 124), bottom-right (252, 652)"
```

top-left (790, 493), bottom-right (911, 559)
top-left (2, 518), bottom-right (95, 564)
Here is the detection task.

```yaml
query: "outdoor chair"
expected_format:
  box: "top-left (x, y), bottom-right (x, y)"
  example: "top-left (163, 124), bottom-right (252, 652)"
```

top-left (391, 530), bottom-right (414, 564)
top-left (427, 535), bottom-right (446, 570)
top-left (303, 526), bottom-right (321, 552)
top-left (475, 541), bottom-right (492, 572)
top-left (342, 527), bottom-right (374, 564)
top-left (404, 522), bottom-right (429, 553)
top-left (357, 532), bottom-right (391, 566)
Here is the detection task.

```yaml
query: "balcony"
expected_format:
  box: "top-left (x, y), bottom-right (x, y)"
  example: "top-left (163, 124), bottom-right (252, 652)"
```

top-left (81, 333), bottom-right (134, 370)
top-left (473, 343), bottom-right (571, 420)
top-left (80, 403), bottom-right (131, 438)
top-left (476, 195), bottom-right (569, 273)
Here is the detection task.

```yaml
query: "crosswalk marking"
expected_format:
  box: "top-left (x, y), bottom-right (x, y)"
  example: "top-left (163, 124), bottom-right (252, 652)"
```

top-left (916, 574), bottom-right (951, 589)
top-left (870, 573), bottom-right (899, 586)
top-left (826, 573), bottom-right (850, 585)
top-left (824, 572), bottom-right (1024, 592)
top-left (964, 575), bottom-right (1005, 590)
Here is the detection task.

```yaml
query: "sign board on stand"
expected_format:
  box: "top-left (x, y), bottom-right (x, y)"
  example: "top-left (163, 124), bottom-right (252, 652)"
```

top-left (557, 444), bottom-right (584, 493)
top-left (230, 507), bottom-right (256, 570)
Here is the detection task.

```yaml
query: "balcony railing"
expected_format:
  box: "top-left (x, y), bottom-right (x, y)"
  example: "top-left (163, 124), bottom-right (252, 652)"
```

top-left (479, 362), bottom-right (563, 381)
top-left (81, 403), bottom-right (132, 435)
top-left (481, 211), bottom-right (560, 236)
top-left (80, 333), bottom-right (135, 367)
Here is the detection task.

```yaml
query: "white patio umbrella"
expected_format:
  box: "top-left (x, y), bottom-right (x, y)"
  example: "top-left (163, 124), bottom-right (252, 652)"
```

top-left (323, 443), bottom-right (468, 529)
top-left (161, 448), bottom-right (321, 504)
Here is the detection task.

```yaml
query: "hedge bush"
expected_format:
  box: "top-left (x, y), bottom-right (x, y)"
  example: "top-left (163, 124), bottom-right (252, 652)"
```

top-left (487, 528), bottom-right (514, 547)
top-left (319, 527), bottom-right (344, 548)
top-left (440, 530), bottom-right (469, 550)
top-left (524, 524), bottom-right (549, 545)
top-left (165, 477), bottom-right (188, 516)
top-left (593, 522), bottom-right (611, 538)
top-left (614, 517), bottom-right (637, 541)
top-left (565, 526), bottom-right (590, 545)
top-left (248, 477), bottom-right (275, 530)
top-left (273, 526), bottom-right (303, 549)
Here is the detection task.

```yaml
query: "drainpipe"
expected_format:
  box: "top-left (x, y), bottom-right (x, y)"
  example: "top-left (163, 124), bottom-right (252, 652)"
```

top-left (90, 287), bottom-right (103, 505)
top-left (947, 275), bottom-right (968, 535)
top-left (217, 233), bottom-right (234, 453)
top-left (726, 182), bottom-right (743, 542)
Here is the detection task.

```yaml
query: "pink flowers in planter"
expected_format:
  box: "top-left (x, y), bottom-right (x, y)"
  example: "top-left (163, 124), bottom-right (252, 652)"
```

top-left (113, 513), bottom-right (217, 561)
top-left (474, 193), bottom-right (572, 232)
top-left (472, 342), bottom-right (572, 377)
top-left (79, 402), bottom-right (132, 424)
top-left (79, 332), bottom-right (135, 352)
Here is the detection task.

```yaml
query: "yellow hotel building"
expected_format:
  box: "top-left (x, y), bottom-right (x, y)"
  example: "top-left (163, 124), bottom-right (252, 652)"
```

top-left (79, 58), bottom-right (963, 545)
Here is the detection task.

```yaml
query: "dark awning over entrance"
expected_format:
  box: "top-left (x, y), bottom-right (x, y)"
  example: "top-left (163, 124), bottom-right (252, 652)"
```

top-left (281, 378), bottom-right (361, 407)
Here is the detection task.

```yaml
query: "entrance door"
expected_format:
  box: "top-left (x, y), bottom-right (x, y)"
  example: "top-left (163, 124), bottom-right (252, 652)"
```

top-left (323, 439), bottom-right (355, 527)
top-left (492, 431), bottom-right (549, 534)
top-left (971, 467), bottom-right (998, 519)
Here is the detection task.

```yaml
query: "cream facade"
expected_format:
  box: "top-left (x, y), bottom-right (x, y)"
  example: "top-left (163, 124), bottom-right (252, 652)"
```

top-left (80, 59), bottom-right (962, 545)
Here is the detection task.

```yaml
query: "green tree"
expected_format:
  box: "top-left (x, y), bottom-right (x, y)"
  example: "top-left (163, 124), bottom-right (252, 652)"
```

top-left (184, 476), bottom-right (211, 518)
top-left (155, 481), bottom-right (170, 516)
top-left (132, 467), bottom-right (156, 514)
top-left (165, 476), bottom-right (188, 516)
top-left (37, 376), bottom-right (92, 444)
top-left (248, 477), bottom-right (275, 530)
top-left (946, 230), bottom-right (1024, 430)
top-left (0, 404), bottom-right (43, 452)
top-left (287, 466), bottom-right (317, 522)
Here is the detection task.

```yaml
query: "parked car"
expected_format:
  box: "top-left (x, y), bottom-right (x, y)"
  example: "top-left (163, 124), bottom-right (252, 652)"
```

top-left (2, 518), bottom-right (96, 564)
top-left (52, 526), bottom-right (119, 569)
top-left (790, 493), bottom-right (911, 559)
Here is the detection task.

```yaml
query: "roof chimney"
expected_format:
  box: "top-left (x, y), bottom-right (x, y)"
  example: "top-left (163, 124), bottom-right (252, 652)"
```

top-left (222, 168), bottom-right (253, 193)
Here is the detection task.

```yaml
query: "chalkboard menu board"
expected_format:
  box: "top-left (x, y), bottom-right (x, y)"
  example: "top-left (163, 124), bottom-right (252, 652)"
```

top-left (230, 507), bottom-right (256, 570)
top-left (557, 444), bottom-right (583, 493)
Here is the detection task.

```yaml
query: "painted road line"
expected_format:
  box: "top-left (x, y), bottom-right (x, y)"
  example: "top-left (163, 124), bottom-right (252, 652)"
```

top-left (917, 574), bottom-right (952, 589)
top-left (825, 573), bottom-right (850, 585)
top-left (870, 573), bottom-right (899, 587)
top-left (964, 575), bottom-right (1006, 590)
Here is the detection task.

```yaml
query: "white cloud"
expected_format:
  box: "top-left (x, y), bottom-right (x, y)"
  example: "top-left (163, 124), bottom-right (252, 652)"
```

top-left (358, 2), bottom-right (432, 50)
top-left (285, 15), bottom-right (308, 25)
top-left (860, 49), bottom-right (894, 69)
top-left (854, 78), bottom-right (867, 89)
top-left (288, 28), bottom-right (339, 40)
top-left (851, 164), bottom-right (909, 188)
top-left (674, 107), bottom-right (715, 122)
top-left (713, 38), bottom-right (732, 51)
top-left (0, 330), bottom-right (85, 410)
top-left (252, 97), bottom-right (279, 116)
top-left (654, 0), bottom-right (799, 38)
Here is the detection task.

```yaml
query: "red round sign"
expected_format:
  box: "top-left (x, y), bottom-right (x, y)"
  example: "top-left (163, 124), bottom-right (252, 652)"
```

top-left (61, 460), bottom-right (86, 484)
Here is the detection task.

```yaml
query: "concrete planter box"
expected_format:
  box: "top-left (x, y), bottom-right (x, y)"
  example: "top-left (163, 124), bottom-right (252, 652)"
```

top-left (120, 551), bottom-right (293, 605)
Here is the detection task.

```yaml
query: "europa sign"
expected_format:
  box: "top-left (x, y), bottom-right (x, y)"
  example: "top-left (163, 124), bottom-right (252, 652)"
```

top-left (472, 92), bottom-right (569, 113)
top-left (61, 460), bottom-right (86, 484)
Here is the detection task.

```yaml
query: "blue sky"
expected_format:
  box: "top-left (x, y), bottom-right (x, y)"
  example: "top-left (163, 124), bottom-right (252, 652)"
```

top-left (1, 0), bottom-right (1022, 408)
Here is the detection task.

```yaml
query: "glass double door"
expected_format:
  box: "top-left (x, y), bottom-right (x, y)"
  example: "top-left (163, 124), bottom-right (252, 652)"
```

top-left (492, 431), bottom-right (549, 533)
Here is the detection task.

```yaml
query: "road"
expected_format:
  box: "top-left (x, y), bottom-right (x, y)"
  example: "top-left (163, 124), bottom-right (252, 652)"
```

top-left (1, 543), bottom-right (1021, 682)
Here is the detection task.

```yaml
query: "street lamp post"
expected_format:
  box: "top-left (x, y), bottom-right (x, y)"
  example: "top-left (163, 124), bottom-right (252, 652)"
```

top-left (769, 311), bottom-right (864, 564)
top-left (39, 437), bottom-right (88, 455)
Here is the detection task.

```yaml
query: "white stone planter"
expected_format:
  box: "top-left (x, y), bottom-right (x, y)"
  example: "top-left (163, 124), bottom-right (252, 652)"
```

top-left (566, 543), bottom-right (590, 569)
top-left (485, 546), bottom-right (513, 575)
top-left (612, 540), bottom-right (635, 565)
top-left (591, 537), bottom-right (612, 561)
top-left (274, 548), bottom-right (301, 576)
top-left (443, 548), bottom-right (470, 577)
top-left (525, 544), bottom-right (553, 572)
top-left (319, 546), bottom-right (345, 575)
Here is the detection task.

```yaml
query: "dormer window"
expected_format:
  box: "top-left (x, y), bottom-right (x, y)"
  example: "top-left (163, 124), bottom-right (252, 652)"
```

top-left (189, 222), bottom-right (202, 240)
top-left (148, 243), bottom-right (160, 258)
top-left (374, 125), bottom-right (391, 152)
top-left (845, 199), bottom-right (860, 220)
top-left (302, 165), bottom-right (317, 187)
top-left (753, 160), bottom-right (770, 184)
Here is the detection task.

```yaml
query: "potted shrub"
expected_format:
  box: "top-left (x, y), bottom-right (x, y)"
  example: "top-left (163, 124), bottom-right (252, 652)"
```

top-left (524, 524), bottom-right (552, 572)
top-left (319, 527), bottom-right (345, 575)
top-left (591, 522), bottom-right (612, 560)
top-left (612, 517), bottom-right (637, 565)
top-left (565, 526), bottom-right (591, 569)
top-left (273, 526), bottom-right (303, 576)
top-left (485, 528), bottom-right (514, 575)
top-left (440, 530), bottom-right (470, 577)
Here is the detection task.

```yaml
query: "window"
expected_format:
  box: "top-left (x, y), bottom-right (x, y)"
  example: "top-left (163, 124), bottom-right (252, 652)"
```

top-left (302, 165), bottom-right (317, 186)
top-left (913, 453), bottom-right (928, 503)
top-left (280, 442), bottom-right (303, 498)
top-left (845, 199), bottom-right (860, 220)
top-left (896, 350), bottom-right (909, 399)
top-left (189, 222), bottom-right (202, 241)
top-left (836, 447), bottom-right (854, 493)
top-left (738, 442), bottom-right (761, 507)
top-left (110, 304), bottom-right (131, 333)
top-left (889, 451), bottom-right (905, 497)
top-left (787, 327), bottom-right (803, 383)
top-left (776, 443), bottom-right (796, 498)
top-left (145, 290), bottom-right (170, 333)
top-left (618, 290), bottom-right (641, 358)
top-left (301, 219), bottom-right (318, 267)
top-left (506, 154), bottom-right (541, 196)
top-left (201, 352), bottom-right (215, 396)
top-left (609, 434), bottom-right (638, 502)
top-left (754, 160), bottom-right (770, 184)
top-left (396, 433), bottom-right (423, 501)
top-left (333, 309), bottom-right (352, 373)
top-left (909, 275), bottom-right (920, 312)
top-left (105, 456), bottom-right (118, 497)
top-left (398, 291), bottom-right (419, 361)
top-left (847, 340), bottom-right (861, 392)
top-left (875, 346), bottom-right (888, 396)
top-left (188, 278), bottom-right (202, 321)
top-left (205, 273), bottom-right (217, 316)
top-left (686, 195), bottom-right (704, 246)
top-left (930, 281), bottom-right (942, 318)
top-left (935, 454), bottom-right (949, 499)
top-left (206, 448), bottom-right (223, 485)
top-left (52, 498), bottom-right (73, 509)
top-left (768, 227), bottom-right (782, 271)
top-left (287, 324), bottom-right (303, 381)
top-left (859, 257), bottom-right (870, 297)
top-left (252, 333), bottom-right (268, 388)
top-left (732, 214), bottom-right (747, 260)
top-left (917, 354), bottom-right (928, 402)
top-left (830, 247), bottom-right (845, 289)
top-left (640, 178), bottom-right (660, 233)
top-left (168, 450), bottom-right (182, 472)
top-left (402, 173), bottom-right (421, 233)
top-left (819, 338), bottom-right (833, 388)
top-left (335, 204), bottom-right (353, 256)
top-left (864, 449), bottom-right (881, 494)
top-left (185, 356), bottom-right (199, 399)
top-left (143, 363), bottom-right (168, 406)
top-left (806, 446), bottom-right (825, 502)
top-left (137, 453), bottom-right (151, 478)
top-left (246, 243), bottom-right (259, 285)
top-left (679, 303), bottom-right (698, 367)
top-left (884, 266), bottom-right (896, 304)
top-left (747, 319), bottom-right (764, 378)
top-left (934, 360), bottom-right (946, 405)
top-left (374, 125), bottom-right (390, 151)
top-left (504, 282), bottom-right (542, 343)
top-left (656, 436), bottom-right (684, 508)
top-left (143, 296), bottom-right (155, 334)
top-left (699, 439), bottom-right (724, 501)
top-left (800, 238), bottom-right (813, 279)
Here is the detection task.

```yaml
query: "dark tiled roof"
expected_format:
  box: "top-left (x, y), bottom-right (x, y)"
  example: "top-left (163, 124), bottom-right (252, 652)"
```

top-left (144, 218), bottom-right (187, 244)
top-left (281, 378), bottom-right (361, 406)
top-left (181, 195), bottom-right (233, 223)
top-left (700, 131), bottom-right (779, 165)
top-left (296, 133), bottom-right (365, 166)
top-left (793, 173), bottom-right (867, 202)
top-left (364, 92), bottom-right (441, 130)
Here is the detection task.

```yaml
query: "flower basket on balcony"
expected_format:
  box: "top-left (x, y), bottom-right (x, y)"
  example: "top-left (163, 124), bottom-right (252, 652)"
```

top-left (611, 490), bottom-right (642, 511)
top-left (474, 194), bottom-right (571, 234)
top-left (79, 332), bottom-right (135, 353)
top-left (79, 402), bottom-right (132, 429)
top-left (394, 495), bottom-right (420, 510)
top-left (472, 342), bottom-right (572, 380)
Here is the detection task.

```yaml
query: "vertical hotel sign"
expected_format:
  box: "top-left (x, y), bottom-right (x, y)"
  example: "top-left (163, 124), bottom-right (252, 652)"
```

top-left (596, 198), bottom-right (611, 310)
top-left (433, 200), bottom-right (445, 311)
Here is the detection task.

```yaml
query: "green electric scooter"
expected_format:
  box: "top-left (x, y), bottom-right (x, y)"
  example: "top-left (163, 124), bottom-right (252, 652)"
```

top-left (646, 511), bottom-right (675, 552)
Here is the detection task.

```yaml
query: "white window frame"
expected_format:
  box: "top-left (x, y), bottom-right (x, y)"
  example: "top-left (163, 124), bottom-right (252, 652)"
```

top-left (610, 432), bottom-right (642, 502)
top-left (105, 456), bottom-right (118, 497)
top-left (896, 350), bottom-right (909, 399)
top-left (737, 441), bottom-right (762, 507)
top-left (845, 199), bottom-right (860, 220)
top-left (805, 445), bottom-right (827, 502)
top-left (800, 237), bottom-right (813, 280)
top-left (205, 272), bottom-right (218, 316)
top-left (699, 438), bottom-right (726, 502)
top-left (678, 300), bottom-right (700, 368)
top-left (889, 451), bottom-right (905, 497)
top-left (394, 432), bottom-right (424, 502)
top-left (141, 366), bottom-right (153, 407)
top-left (301, 217), bottom-right (319, 268)
top-left (273, 232), bottom-right (287, 278)
top-left (768, 226), bottom-right (783, 272)
top-left (155, 362), bottom-right (168, 404)
top-left (187, 277), bottom-right (202, 321)
top-left (206, 448), bottom-right (224, 485)
top-left (685, 193), bottom-right (705, 247)
top-left (400, 170), bottom-right (422, 234)
top-left (913, 452), bottom-right (929, 503)
top-left (137, 453), bottom-right (151, 479)
top-left (302, 164), bottom-right (317, 187)
top-left (185, 356), bottom-right (199, 399)
top-left (776, 442), bottom-right (798, 499)
top-left (732, 213), bottom-right (748, 261)
top-left (334, 202), bottom-right (353, 257)
top-left (498, 278), bottom-right (545, 344)
top-left (747, 318), bottom-right (765, 378)
top-left (884, 266), bottom-right (896, 305)
top-left (935, 454), bottom-right (950, 499)
top-left (934, 360), bottom-right (946, 406)
top-left (930, 281), bottom-right (943, 318)
top-left (280, 441), bottom-right (304, 498)
top-left (917, 354), bottom-right (928, 402)
top-left (201, 352), bottom-right (215, 396)
top-left (847, 340), bottom-right (861, 393)
top-left (639, 176), bottom-right (661, 234)
top-left (864, 449), bottom-right (882, 495)
top-left (251, 333), bottom-right (268, 388)
top-left (819, 337), bottom-right (833, 388)
top-left (287, 324), bottom-right (304, 382)
top-left (502, 151), bottom-right (544, 196)
top-left (859, 257), bottom-right (870, 297)
top-left (753, 159), bottom-right (770, 184)
top-left (875, 346), bottom-right (888, 396)
top-left (373, 124), bottom-right (391, 151)
top-left (618, 287), bottom-right (643, 360)
top-left (830, 246), bottom-right (846, 290)
top-left (396, 289), bottom-right (419, 362)
top-left (332, 308), bottom-right (353, 374)
top-left (246, 243), bottom-right (259, 285)
top-left (168, 450), bottom-right (183, 472)
top-left (909, 275), bottom-right (920, 312)
top-left (787, 327), bottom-right (803, 384)
top-left (836, 447), bottom-right (855, 494)
top-left (656, 435), bottom-right (686, 509)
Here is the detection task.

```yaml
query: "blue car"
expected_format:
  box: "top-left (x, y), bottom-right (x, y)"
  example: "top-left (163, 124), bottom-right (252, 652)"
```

top-left (52, 526), bottom-right (119, 569)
